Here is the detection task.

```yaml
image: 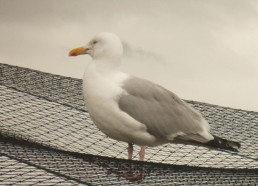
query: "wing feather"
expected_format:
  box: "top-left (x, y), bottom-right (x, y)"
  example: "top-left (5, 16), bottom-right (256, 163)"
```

top-left (118, 76), bottom-right (212, 142)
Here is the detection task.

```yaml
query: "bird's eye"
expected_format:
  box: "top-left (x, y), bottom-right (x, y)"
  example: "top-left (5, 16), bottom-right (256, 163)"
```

top-left (92, 40), bottom-right (98, 44)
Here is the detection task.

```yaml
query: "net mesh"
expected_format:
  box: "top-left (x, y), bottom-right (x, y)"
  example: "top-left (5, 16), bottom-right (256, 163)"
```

top-left (0, 63), bottom-right (257, 185)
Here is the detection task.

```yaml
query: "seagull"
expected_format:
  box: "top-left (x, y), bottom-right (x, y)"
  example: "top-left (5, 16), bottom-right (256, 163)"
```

top-left (69, 32), bottom-right (240, 161)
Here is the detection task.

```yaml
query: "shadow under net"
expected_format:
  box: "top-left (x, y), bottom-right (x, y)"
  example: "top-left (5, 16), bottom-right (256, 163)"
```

top-left (1, 134), bottom-right (257, 185)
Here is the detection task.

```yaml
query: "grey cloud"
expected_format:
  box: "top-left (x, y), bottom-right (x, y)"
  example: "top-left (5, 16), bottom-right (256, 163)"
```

top-left (0, 0), bottom-right (258, 111)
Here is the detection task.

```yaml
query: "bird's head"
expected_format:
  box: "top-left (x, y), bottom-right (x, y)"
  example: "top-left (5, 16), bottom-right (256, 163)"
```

top-left (69, 32), bottom-right (123, 60)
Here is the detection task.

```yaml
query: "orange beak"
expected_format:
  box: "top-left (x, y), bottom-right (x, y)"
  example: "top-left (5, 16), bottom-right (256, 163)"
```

top-left (69, 47), bottom-right (88, 56)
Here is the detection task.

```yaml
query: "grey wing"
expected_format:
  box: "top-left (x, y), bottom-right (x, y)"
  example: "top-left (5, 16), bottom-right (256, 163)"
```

top-left (118, 76), bottom-right (212, 143)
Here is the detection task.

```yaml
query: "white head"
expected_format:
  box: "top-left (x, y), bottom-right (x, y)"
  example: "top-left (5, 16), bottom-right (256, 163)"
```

top-left (69, 32), bottom-right (123, 61)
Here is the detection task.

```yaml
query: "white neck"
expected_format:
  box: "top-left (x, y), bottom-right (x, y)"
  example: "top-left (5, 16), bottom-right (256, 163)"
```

top-left (92, 58), bottom-right (121, 74)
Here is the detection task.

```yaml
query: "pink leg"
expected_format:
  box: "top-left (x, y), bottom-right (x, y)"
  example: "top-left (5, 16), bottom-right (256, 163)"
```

top-left (128, 143), bottom-right (133, 160)
top-left (139, 146), bottom-right (145, 161)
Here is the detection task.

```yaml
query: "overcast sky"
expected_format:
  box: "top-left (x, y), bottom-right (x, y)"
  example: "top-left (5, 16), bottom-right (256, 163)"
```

top-left (0, 0), bottom-right (258, 111)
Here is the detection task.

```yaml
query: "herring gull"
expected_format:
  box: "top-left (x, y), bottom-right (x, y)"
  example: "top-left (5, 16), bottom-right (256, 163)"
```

top-left (69, 32), bottom-right (240, 161)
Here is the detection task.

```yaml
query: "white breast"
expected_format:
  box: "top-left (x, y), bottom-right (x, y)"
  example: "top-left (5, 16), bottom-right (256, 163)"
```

top-left (82, 63), bottom-right (157, 145)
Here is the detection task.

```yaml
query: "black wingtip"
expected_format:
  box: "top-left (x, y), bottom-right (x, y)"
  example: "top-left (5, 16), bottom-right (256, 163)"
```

top-left (206, 135), bottom-right (241, 152)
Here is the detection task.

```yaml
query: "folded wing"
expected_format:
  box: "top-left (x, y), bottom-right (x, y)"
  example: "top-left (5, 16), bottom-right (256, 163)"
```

top-left (118, 76), bottom-right (213, 143)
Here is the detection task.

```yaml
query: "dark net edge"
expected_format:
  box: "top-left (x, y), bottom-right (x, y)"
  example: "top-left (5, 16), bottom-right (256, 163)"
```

top-left (1, 133), bottom-right (257, 174)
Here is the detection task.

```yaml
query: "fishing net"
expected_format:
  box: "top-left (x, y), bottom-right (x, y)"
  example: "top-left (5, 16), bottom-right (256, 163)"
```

top-left (0, 63), bottom-right (257, 185)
